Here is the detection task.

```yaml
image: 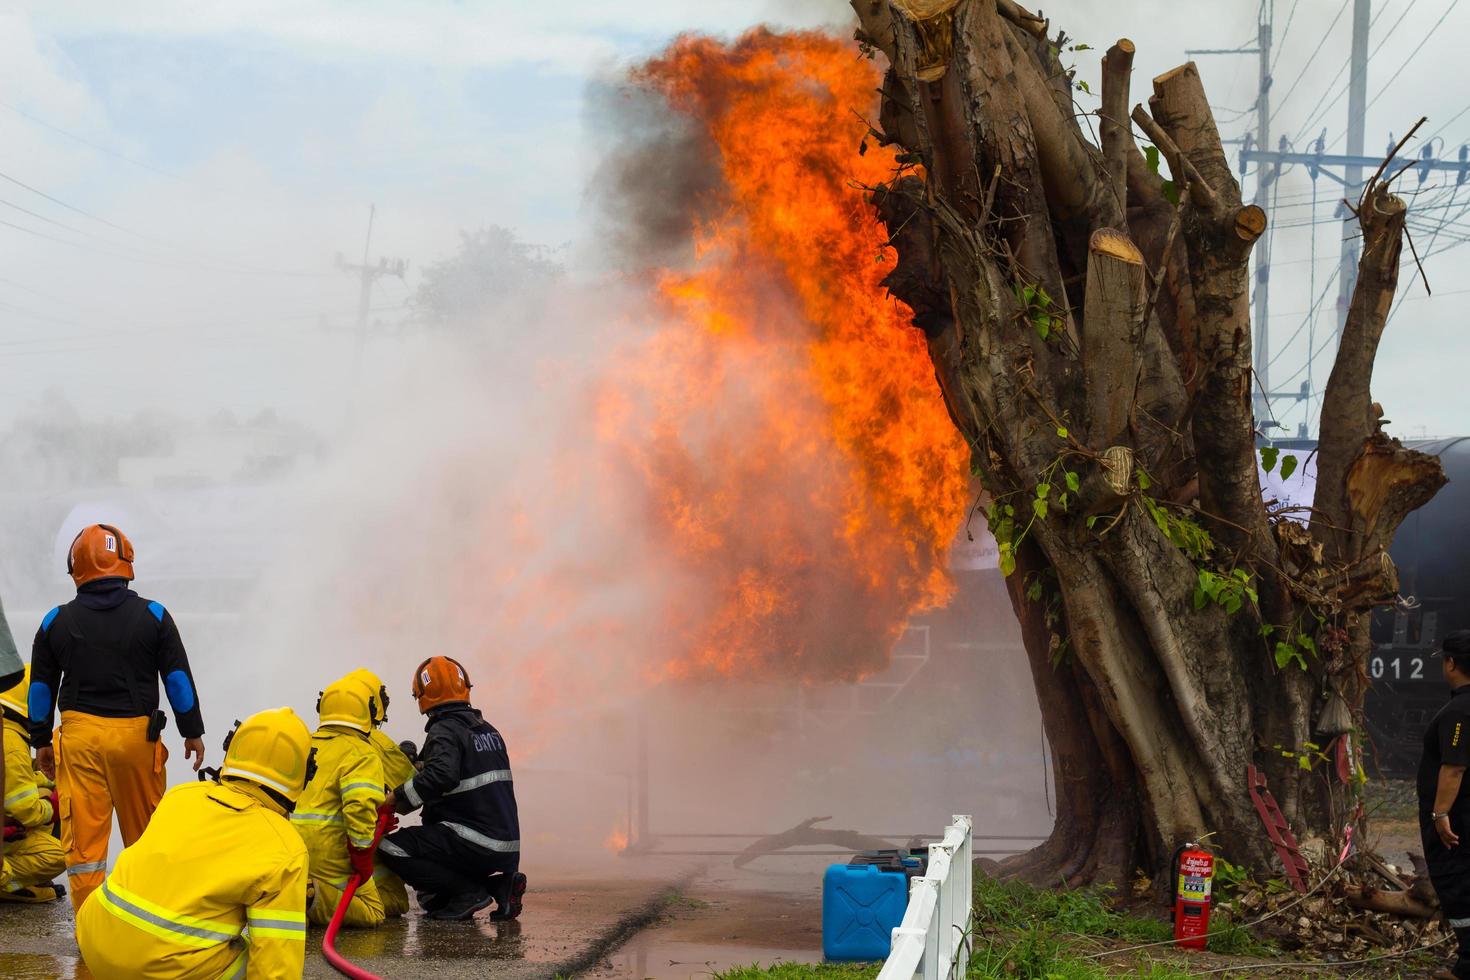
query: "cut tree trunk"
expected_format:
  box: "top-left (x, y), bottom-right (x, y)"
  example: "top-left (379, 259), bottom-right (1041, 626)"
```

top-left (854, 0), bottom-right (1444, 885)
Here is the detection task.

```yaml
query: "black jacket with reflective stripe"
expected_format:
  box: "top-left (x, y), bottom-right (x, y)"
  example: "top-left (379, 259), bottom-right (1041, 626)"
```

top-left (392, 704), bottom-right (518, 847)
top-left (29, 580), bottom-right (205, 748)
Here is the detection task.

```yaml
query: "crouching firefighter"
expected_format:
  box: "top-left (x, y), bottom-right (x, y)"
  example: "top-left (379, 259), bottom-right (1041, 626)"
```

top-left (378, 656), bottom-right (526, 921)
top-left (343, 668), bottom-right (416, 918)
top-left (293, 674), bottom-right (388, 927)
top-left (0, 665), bottom-right (65, 902)
top-left (76, 708), bottom-right (312, 980)
top-left (29, 524), bottom-right (207, 912)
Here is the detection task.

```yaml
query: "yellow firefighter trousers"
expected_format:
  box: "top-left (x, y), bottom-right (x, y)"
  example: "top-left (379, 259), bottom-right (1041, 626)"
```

top-left (374, 865), bottom-right (409, 917)
top-left (3, 829), bottom-right (65, 890)
top-left (308, 875), bottom-right (385, 927)
top-left (57, 712), bottom-right (166, 912)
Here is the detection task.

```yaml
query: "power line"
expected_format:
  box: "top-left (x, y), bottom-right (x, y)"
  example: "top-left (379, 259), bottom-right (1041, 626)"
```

top-left (0, 168), bottom-right (141, 239)
top-left (0, 101), bottom-right (182, 181)
top-left (1362, 0), bottom-right (1462, 116)
top-left (1270, 0), bottom-right (1350, 124)
top-left (1271, 0), bottom-right (1303, 73)
top-left (0, 166), bottom-right (334, 278)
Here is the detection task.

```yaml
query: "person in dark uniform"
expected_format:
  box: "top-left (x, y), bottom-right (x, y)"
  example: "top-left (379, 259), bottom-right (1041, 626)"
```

top-left (1421, 629), bottom-right (1470, 979)
top-left (376, 656), bottom-right (525, 922)
top-left (29, 523), bottom-right (207, 912)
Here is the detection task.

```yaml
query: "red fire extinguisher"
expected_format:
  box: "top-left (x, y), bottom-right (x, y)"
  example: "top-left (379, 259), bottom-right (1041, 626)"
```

top-left (1172, 842), bottom-right (1214, 950)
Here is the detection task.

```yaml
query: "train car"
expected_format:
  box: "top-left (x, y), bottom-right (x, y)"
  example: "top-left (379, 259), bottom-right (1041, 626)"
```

top-left (1364, 436), bottom-right (1470, 776)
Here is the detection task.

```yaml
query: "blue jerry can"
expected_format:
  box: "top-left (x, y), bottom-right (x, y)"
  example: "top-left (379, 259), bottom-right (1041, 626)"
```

top-left (822, 862), bottom-right (910, 960)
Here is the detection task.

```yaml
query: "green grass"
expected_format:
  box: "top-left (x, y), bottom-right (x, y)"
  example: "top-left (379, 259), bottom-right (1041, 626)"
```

top-left (719, 875), bottom-right (1275, 979)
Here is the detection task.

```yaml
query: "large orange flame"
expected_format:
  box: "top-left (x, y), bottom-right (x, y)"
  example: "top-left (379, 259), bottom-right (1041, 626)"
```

top-left (600, 29), bottom-right (970, 682)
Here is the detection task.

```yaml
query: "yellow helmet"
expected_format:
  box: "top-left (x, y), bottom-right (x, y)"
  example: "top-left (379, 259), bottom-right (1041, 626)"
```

top-left (219, 707), bottom-right (314, 802)
top-left (0, 664), bottom-right (27, 717)
top-left (317, 674), bottom-right (378, 733)
top-left (342, 668), bottom-right (390, 726)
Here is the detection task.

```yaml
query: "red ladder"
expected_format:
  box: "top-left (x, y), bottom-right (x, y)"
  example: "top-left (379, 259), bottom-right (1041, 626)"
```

top-left (1246, 764), bottom-right (1311, 893)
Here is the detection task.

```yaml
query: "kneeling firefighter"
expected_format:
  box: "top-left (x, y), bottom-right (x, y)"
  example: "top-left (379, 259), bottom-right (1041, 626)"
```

top-left (378, 656), bottom-right (525, 921)
top-left (76, 708), bottom-right (312, 980)
top-left (0, 665), bottom-right (65, 902)
top-left (342, 668), bottom-right (416, 918)
top-left (292, 674), bottom-right (388, 927)
top-left (30, 524), bottom-right (208, 912)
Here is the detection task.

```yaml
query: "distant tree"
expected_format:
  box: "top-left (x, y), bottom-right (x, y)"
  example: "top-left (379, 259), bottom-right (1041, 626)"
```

top-left (412, 226), bottom-right (561, 326)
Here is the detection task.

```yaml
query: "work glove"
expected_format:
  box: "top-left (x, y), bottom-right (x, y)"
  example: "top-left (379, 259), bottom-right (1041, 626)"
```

top-left (348, 844), bottom-right (376, 885)
top-left (376, 802), bottom-right (399, 835)
top-left (46, 791), bottom-right (58, 815)
top-left (3, 821), bottom-right (23, 842)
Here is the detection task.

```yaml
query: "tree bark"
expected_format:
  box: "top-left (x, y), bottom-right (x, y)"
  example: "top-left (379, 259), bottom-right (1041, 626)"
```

top-left (855, 0), bottom-right (1444, 884)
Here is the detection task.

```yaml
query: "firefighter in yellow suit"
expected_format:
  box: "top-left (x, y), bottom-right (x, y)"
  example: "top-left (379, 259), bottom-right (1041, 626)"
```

top-left (293, 675), bottom-right (387, 927)
top-left (76, 707), bottom-right (311, 980)
top-left (1, 666), bottom-right (65, 902)
top-left (343, 668), bottom-right (415, 917)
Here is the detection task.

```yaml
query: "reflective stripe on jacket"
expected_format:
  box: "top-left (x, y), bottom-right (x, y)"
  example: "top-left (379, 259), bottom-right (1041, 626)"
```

top-left (75, 780), bottom-right (307, 980)
top-left (2, 716), bottom-right (52, 828)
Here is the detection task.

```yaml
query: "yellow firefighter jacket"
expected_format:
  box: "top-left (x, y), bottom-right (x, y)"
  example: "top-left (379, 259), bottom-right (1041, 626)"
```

top-left (76, 780), bottom-right (308, 980)
top-left (367, 729), bottom-right (416, 787)
top-left (291, 727), bottom-right (384, 885)
top-left (4, 716), bottom-right (53, 829)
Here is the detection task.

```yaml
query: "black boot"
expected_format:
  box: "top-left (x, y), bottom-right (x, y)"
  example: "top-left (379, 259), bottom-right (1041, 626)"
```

top-left (489, 873), bottom-right (527, 921)
top-left (427, 888), bottom-right (495, 921)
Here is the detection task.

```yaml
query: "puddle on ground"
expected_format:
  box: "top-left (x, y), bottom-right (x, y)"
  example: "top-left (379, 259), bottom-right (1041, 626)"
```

top-left (0, 953), bottom-right (90, 979)
top-left (602, 939), bottom-right (823, 979)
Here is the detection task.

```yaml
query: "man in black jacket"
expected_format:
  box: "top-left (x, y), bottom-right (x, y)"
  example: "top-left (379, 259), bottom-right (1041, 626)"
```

top-left (378, 656), bottom-right (524, 921)
top-left (29, 523), bottom-right (206, 912)
top-left (1423, 630), bottom-right (1470, 979)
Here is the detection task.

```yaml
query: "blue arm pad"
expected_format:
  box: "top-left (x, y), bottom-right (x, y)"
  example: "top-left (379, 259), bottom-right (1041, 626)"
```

top-left (164, 670), bottom-right (196, 714)
top-left (27, 681), bottom-right (53, 724)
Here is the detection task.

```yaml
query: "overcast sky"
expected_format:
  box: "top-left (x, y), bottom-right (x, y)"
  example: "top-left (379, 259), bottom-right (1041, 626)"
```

top-left (1, 0), bottom-right (1465, 438)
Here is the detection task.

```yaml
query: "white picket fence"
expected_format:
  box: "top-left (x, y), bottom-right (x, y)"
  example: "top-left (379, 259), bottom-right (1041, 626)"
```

top-left (876, 814), bottom-right (974, 980)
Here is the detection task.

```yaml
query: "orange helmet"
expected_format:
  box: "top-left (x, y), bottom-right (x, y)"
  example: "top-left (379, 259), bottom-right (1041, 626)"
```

top-left (67, 524), bottom-right (135, 587)
top-left (411, 656), bottom-right (473, 713)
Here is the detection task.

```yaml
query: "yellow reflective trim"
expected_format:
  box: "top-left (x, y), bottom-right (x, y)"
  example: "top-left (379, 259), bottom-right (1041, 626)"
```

top-left (96, 888), bottom-right (225, 950)
top-left (104, 879), bottom-right (243, 938)
top-left (249, 926), bottom-right (307, 941)
top-left (247, 906), bottom-right (306, 924)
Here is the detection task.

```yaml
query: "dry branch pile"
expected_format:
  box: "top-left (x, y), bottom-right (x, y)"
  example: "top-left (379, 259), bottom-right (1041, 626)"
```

top-left (1221, 860), bottom-right (1447, 958)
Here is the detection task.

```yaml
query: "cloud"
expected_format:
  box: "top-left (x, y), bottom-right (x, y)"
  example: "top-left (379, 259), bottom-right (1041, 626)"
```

top-left (22, 1), bottom-right (846, 73)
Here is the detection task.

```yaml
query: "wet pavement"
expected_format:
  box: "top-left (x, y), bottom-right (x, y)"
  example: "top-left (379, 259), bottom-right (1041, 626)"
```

top-left (0, 857), bottom-right (827, 978)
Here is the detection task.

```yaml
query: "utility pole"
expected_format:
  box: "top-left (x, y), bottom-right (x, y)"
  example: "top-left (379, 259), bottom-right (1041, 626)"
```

top-left (1250, 2), bottom-right (1275, 426)
top-left (336, 204), bottom-right (407, 397)
top-left (1335, 0), bottom-right (1372, 346)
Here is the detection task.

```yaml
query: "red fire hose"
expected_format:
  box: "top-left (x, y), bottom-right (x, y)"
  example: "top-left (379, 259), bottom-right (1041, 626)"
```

top-left (322, 806), bottom-right (396, 980)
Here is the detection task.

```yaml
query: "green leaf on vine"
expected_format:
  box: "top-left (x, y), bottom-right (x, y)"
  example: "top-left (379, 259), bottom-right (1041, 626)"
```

top-left (1144, 145), bottom-right (1161, 175)
top-left (1274, 641), bottom-right (1307, 671)
top-left (1065, 471), bottom-right (1080, 492)
top-left (1260, 446), bottom-right (1280, 473)
top-left (1280, 453), bottom-right (1299, 480)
